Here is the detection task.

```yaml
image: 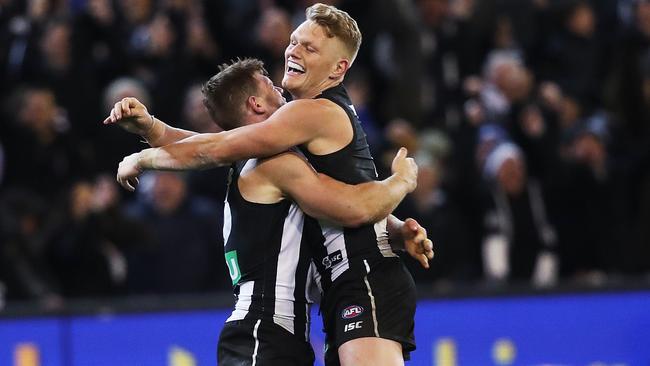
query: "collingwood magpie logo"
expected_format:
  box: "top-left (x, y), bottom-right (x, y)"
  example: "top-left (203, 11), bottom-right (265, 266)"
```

top-left (322, 250), bottom-right (343, 270)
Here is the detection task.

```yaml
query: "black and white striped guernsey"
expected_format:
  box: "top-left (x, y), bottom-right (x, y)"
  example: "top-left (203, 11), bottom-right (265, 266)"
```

top-left (300, 83), bottom-right (397, 295)
top-left (222, 158), bottom-right (317, 341)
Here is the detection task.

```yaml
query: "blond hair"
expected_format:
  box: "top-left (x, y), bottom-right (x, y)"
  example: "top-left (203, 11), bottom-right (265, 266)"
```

top-left (306, 3), bottom-right (362, 63)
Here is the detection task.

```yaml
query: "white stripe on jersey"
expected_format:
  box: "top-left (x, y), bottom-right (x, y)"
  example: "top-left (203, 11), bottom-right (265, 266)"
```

top-left (320, 222), bottom-right (350, 282)
top-left (223, 201), bottom-right (232, 246)
top-left (273, 203), bottom-right (304, 334)
top-left (374, 218), bottom-right (396, 258)
top-left (226, 281), bottom-right (254, 322)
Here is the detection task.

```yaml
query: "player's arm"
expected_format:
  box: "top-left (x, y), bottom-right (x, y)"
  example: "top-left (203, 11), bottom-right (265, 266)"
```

top-left (103, 97), bottom-right (197, 147)
top-left (138, 99), bottom-right (334, 168)
top-left (115, 99), bottom-right (344, 190)
top-left (261, 148), bottom-right (417, 228)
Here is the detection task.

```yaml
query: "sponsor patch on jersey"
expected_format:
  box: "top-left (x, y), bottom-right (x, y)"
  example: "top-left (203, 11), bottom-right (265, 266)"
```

top-left (322, 250), bottom-right (343, 270)
top-left (342, 305), bottom-right (364, 319)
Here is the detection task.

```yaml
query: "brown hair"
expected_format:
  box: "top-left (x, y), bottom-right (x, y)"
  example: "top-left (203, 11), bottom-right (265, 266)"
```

top-left (201, 58), bottom-right (267, 130)
top-left (306, 3), bottom-right (362, 62)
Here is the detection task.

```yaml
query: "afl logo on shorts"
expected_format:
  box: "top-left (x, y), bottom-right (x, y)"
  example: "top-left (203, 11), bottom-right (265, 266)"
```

top-left (342, 305), bottom-right (364, 319)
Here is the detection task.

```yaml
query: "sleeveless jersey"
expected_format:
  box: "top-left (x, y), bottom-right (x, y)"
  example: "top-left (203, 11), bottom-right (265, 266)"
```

top-left (300, 84), bottom-right (396, 295)
top-left (222, 159), bottom-right (317, 341)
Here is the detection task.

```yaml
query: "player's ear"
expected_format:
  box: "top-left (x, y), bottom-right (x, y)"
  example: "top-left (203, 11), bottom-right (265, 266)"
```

top-left (248, 96), bottom-right (265, 114)
top-left (330, 58), bottom-right (350, 79)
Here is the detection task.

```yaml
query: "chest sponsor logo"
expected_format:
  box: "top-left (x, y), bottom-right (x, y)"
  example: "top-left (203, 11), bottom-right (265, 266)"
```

top-left (342, 305), bottom-right (364, 319)
top-left (322, 250), bottom-right (343, 270)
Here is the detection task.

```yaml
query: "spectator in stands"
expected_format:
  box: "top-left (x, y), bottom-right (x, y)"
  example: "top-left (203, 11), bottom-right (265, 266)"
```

top-left (181, 84), bottom-right (229, 205)
top-left (0, 188), bottom-right (63, 308)
top-left (540, 1), bottom-right (603, 110)
top-left (254, 6), bottom-right (293, 84)
top-left (395, 141), bottom-right (476, 287)
top-left (2, 86), bottom-right (93, 202)
top-left (1, 0), bottom-right (650, 302)
top-left (416, 0), bottom-right (470, 129)
top-left (46, 176), bottom-right (147, 298)
top-left (479, 134), bottom-right (558, 287)
top-left (124, 172), bottom-right (227, 294)
top-left (549, 114), bottom-right (619, 282)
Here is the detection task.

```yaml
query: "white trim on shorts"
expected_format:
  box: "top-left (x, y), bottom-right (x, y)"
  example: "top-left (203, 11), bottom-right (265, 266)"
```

top-left (363, 259), bottom-right (380, 337)
top-left (251, 319), bottom-right (261, 366)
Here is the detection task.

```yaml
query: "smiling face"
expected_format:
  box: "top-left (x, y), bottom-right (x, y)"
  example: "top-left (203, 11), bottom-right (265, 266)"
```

top-left (283, 20), bottom-right (355, 99)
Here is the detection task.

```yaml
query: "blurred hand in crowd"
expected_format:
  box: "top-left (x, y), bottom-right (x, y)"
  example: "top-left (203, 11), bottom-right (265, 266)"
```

top-left (572, 133), bottom-right (606, 178)
top-left (538, 81), bottom-right (563, 112)
top-left (519, 104), bottom-right (546, 138)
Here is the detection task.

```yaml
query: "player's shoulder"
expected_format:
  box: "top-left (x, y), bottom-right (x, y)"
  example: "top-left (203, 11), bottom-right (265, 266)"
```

top-left (281, 98), bottom-right (345, 117)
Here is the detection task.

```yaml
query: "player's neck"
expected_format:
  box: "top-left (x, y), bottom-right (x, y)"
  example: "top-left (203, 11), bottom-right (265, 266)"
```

top-left (292, 78), bottom-right (342, 99)
top-left (245, 113), bottom-right (270, 125)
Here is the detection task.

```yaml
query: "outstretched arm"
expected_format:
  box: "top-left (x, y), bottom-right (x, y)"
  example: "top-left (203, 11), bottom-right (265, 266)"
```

top-left (115, 99), bottom-right (342, 190)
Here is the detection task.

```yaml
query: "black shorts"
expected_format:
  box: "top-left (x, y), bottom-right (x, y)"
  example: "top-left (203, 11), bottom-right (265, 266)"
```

top-left (321, 258), bottom-right (416, 366)
top-left (217, 318), bottom-right (315, 366)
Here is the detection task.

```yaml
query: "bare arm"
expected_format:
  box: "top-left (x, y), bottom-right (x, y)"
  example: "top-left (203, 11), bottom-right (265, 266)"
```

top-left (137, 99), bottom-right (336, 169)
top-left (260, 148), bottom-right (417, 228)
top-left (115, 99), bottom-right (347, 190)
top-left (103, 97), bottom-right (197, 146)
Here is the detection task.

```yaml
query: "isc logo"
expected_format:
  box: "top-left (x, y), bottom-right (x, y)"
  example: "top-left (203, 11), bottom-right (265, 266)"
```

top-left (322, 250), bottom-right (343, 270)
top-left (344, 321), bottom-right (363, 332)
top-left (342, 305), bottom-right (364, 319)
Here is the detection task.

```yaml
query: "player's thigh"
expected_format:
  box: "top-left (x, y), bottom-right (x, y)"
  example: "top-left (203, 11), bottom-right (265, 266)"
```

top-left (338, 337), bottom-right (404, 366)
top-left (323, 259), bottom-right (417, 365)
top-left (217, 320), bottom-right (256, 366)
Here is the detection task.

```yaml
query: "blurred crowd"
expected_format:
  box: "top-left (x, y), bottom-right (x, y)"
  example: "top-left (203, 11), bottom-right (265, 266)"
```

top-left (1, 0), bottom-right (650, 308)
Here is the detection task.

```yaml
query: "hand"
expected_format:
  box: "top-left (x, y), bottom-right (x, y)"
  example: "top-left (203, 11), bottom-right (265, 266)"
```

top-left (117, 152), bottom-right (144, 191)
top-left (103, 97), bottom-right (155, 137)
top-left (401, 218), bottom-right (434, 269)
top-left (391, 147), bottom-right (418, 192)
